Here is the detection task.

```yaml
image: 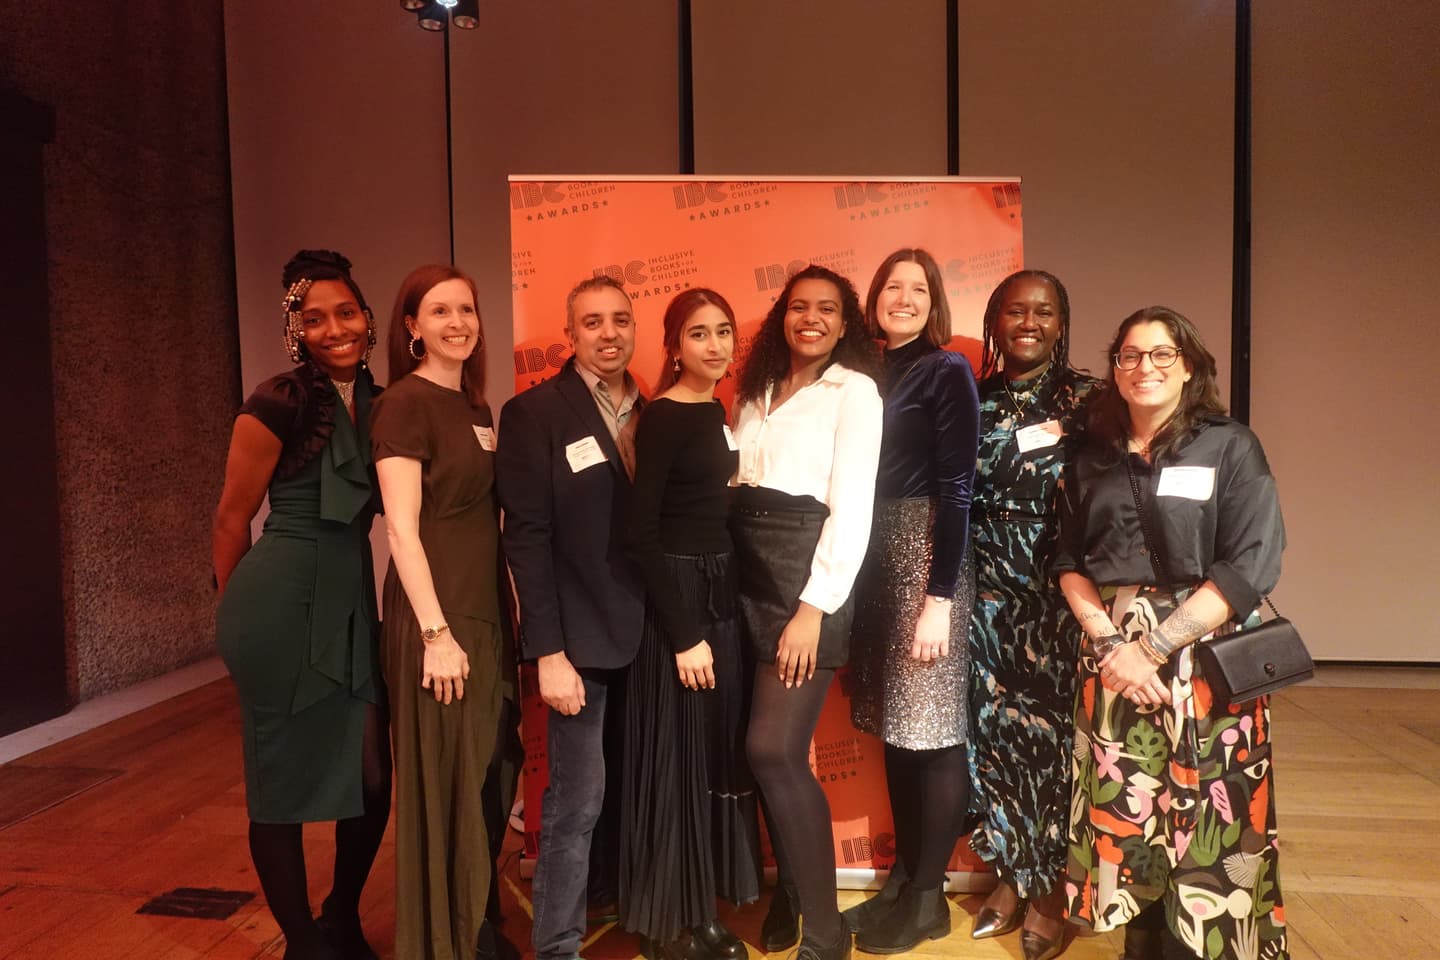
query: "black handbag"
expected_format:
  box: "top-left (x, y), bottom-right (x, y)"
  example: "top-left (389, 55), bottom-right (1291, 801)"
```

top-left (1126, 458), bottom-right (1312, 706)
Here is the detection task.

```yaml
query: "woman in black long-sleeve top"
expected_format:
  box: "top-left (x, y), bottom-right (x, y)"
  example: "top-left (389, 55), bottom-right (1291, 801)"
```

top-left (845, 248), bottom-right (980, 954)
top-left (619, 289), bottom-right (759, 960)
top-left (1057, 306), bottom-right (1288, 960)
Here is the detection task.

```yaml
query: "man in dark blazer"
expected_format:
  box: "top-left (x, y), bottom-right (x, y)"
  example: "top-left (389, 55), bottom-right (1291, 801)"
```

top-left (496, 275), bottom-right (645, 960)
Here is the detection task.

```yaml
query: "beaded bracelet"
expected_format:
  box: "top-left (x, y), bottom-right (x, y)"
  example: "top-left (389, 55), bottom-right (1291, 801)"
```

top-left (1136, 632), bottom-right (1168, 666)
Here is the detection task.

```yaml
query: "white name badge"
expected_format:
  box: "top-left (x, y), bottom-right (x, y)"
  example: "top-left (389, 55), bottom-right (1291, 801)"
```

top-left (1157, 465), bottom-right (1216, 501)
top-left (1016, 420), bottom-right (1064, 454)
top-left (722, 424), bottom-right (739, 452)
top-left (473, 425), bottom-right (496, 452)
top-left (565, 435), bottom-right (608, 474)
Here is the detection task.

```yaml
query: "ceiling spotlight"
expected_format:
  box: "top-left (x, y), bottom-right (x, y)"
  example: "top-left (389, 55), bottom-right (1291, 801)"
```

top-left (452, 0), bottom-right (479, 28)
top-left (415, 0), bottom-right (447, 30)
top-left (399, 0), bottom-right (425, 10)
top-left (438, 0), bottom-right (459, 6)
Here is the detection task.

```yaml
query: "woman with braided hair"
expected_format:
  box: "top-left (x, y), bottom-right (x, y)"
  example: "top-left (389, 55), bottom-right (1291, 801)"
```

top-left (215, 250), bottom-right (390, 960)
top-left (965, 270), bottom-right (1099, 960)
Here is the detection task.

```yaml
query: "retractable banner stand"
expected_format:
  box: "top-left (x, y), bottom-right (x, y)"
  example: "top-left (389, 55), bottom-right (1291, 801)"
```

top-left (511, 176), bottom-right (1023, 890)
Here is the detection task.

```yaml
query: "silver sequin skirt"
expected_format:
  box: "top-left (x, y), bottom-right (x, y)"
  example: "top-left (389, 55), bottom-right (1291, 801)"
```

top-left (849, 496), bottom-right (975, 750)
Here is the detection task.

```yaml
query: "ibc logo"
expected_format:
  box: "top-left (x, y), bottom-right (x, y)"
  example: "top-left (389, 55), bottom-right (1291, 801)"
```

top-left (510, 183), bottom-right (567, 209)
top-left (514, 343), bottom-right (570, 375)
top-left (593, 261), bottom-right (648, 285)
top-left (673, 182), bottom-right (729, 209)
top-left (752, 259), bottom-right (808, 293)
top-left (833, 182), bottom-right (888, 209)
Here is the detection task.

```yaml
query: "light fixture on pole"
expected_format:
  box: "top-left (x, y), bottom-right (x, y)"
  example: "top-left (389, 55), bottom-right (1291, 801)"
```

top-left (452, 0), bottom-right (480, 29)
top-left (402, 0), bottom-right (479, 31)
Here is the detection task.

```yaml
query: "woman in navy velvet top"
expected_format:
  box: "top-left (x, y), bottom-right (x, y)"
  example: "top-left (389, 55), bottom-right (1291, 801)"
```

top-left (846, 248), bottom-right (980, 953)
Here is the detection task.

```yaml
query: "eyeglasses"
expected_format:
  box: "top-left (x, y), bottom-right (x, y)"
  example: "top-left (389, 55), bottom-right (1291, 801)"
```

top-left (1113, 346), bottom-right (1182, 370)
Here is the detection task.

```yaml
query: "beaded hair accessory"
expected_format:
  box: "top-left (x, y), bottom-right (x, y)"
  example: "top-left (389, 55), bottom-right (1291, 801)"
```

top-left (282, 278), bottom-right (314, 364)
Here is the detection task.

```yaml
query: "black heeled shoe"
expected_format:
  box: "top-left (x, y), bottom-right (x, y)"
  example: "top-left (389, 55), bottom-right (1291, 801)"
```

top-left (854, 885), bottom-right (949, 954)
top-left (761, 883), bottom-right (800, 952)
top-left (969, 898), bottom-right (1027, 940)
top-left (315, 899), bottom-right (377, 960)
top-left (841, 862), bottom-right (909, 934)
top-left (691, 919), bottom-right (747, 960)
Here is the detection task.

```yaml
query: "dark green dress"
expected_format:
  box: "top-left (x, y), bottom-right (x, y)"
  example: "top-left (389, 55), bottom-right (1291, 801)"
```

top-left (216, 364), bottom-right (380, 824)
top-left (371, 373), bottom-right (504, 960)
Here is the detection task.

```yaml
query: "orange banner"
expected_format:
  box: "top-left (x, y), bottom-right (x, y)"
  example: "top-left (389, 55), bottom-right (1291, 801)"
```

top-left (510, 177), bottom-right (1021, 883)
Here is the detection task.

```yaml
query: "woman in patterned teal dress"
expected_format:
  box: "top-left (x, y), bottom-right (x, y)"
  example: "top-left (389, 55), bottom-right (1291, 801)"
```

top-left (967, 271), bottom-right (1099, 960)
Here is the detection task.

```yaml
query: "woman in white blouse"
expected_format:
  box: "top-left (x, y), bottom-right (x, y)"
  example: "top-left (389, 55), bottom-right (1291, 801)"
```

top-left (730, 264), bottom-right (883, 960)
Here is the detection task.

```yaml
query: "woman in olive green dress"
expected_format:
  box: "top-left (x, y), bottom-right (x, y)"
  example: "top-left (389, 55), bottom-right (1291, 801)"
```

top-left (371, 264), bottom-right (506, 960)
top-left (214, 250), bottom-right (390, 960)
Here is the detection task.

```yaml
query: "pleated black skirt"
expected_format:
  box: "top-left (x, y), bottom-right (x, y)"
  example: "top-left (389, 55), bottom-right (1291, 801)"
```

top-left (618, 551), bottom-right (763, 943)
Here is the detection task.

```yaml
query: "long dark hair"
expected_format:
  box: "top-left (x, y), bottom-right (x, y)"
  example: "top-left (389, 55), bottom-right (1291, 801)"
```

top-left (978, 269), bottom-right (1074, 380)
top-left (387, 264), bottom-right (487, 409)
top-left (653, 288), bottom-right (737, 393)
top-left (1086, 305), bottom-right (1225, 463)
top-left (736, 264), bottom-right (879, 407)
top-left (863, 248), bottom-right (951, 346)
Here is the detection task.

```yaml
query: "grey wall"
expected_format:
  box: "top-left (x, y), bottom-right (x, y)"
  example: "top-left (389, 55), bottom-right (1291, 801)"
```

top-left (1, 2), bottom-right (238, 699)
top-left (956, 0), bottom-right (1237, 397)
top-left (1250, 0), bottom-right (1440, 660)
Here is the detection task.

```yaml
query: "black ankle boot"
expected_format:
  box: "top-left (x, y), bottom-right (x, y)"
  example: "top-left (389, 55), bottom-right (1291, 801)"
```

top-left (315, 898), bottom-right (376, 960)
top-left (841, 862), bottom-right (910, 934)
top-left (760, 883), bottom-right (800, 952)
top-left (692, 919), bottom-right (746, 960)
top-left (854, 885), bottom-right (949, 955)
top-left (796, 927), bottom-right (852, 960)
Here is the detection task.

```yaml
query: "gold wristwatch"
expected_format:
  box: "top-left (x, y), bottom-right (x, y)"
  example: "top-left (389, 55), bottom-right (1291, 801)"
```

top-left (421, 623), bottom-right (450, 643)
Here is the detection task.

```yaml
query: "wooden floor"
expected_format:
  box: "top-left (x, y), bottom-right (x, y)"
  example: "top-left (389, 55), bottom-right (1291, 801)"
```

top-left (1, 669), bottom-right (1437, 959)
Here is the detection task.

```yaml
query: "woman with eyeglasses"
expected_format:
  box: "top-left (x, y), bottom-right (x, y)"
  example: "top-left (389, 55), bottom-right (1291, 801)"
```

top-left (966, 271), bottom-right (1099, 960)
top-left (1056, 307), bottom-right (1288, 960)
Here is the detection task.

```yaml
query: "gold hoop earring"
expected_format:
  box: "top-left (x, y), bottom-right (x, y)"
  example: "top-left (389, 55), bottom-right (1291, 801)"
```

top-left (408, 335), bottom-right (424, 360)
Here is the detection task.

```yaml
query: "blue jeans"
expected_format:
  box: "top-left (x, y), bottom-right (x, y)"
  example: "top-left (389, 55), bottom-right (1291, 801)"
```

top-left (531, 668), bottom-right (620, 960)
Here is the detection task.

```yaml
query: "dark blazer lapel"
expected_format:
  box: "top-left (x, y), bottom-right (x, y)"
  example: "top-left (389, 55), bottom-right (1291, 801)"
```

top-left (554, 360), bottom-right (626, 473)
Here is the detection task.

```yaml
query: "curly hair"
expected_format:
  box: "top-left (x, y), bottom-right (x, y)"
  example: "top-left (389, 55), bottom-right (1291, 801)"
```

top-left (978, 269), bottom-right (1074, 380)
top-left (735, 264), bottom-right (879, 407)
top-left (1085, 305), bottom-right (1226, 464)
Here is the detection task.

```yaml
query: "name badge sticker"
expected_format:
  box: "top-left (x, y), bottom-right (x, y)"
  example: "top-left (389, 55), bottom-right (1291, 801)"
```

top-left (473, 425), bottom-right (496, 452)
top-left (1016, 420), bottom-right (1064, 454)
top-left (722, 424), bottom-right (739, 452)
top-left (1157, 465), bottom-right (1216, 501)
top-left (565, 435), bottom-right (608, 474)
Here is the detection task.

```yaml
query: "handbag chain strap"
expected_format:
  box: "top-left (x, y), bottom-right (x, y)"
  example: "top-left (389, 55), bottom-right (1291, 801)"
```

top-left (1125, 454), bottom-right (1280, 619)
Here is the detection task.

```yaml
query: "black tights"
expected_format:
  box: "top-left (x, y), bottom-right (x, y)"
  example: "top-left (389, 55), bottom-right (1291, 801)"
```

top-left (883, 742), bottom-right (969, 890)
top-left (248, 703), bottom-right (392, 955)
top-left (747, 667), bottom-right (841, 945)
